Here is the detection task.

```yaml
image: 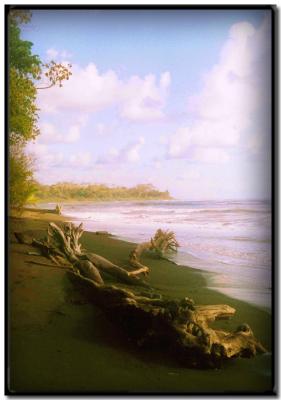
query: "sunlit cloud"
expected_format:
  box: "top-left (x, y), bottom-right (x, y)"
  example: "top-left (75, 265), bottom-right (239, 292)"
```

top-left (167, 16), bottom-right (271, 164)
top-left (37, 63), bottom-right (171, 122)
top-left (35, 121), bottom-right (81, 144)
top-left (97, 137), bottom-right (145, 164)
top-left (46, 47), bottom-right (73, 61)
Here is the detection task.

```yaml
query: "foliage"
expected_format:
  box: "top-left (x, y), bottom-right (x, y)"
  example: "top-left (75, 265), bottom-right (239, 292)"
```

top-left (9, 144), bottom-right (37, 208)
top-left (8, 10), bottom-right (40, 208)
top-left (33, 182), bottom-right (172, 202)
top-left (8, 11), bottom-right (40, 78)
top-left (9, 9), bottom-right (32, 26)
top-left (38, 61), bottom-right (72, 89)
top-left (8, 9), bottom-right (72, 208)
top-left (8, 11), bottom-right (41, 144)
top-left (9, 67), bottom-right (39, 144)
top-left (8, 10), bottom-right (72, 144)
top-left (151, 229), bottom-right (179, 257)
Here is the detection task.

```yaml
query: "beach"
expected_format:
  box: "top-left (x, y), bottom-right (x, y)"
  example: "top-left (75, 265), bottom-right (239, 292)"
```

top-left (39, 200), bottom-right (272, 310)
top-left (8, 208), bottom-right (273, 394)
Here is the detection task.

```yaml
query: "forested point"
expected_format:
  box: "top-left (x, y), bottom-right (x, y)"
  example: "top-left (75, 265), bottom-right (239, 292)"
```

top-left (32, 182), bottom-right (172, 202)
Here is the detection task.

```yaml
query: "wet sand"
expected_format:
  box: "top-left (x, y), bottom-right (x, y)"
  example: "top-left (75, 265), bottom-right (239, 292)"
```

top-left (8, 209), bottom-right (273, 394)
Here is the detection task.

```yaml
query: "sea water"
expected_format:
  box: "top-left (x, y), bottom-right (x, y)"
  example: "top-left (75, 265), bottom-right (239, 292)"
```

top-left (40, 200), bottom-right (272, 310)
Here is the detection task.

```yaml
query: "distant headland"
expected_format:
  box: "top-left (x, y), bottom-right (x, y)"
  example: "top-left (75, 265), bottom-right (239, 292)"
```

top-left (33, 182), bottom-right (173, 202)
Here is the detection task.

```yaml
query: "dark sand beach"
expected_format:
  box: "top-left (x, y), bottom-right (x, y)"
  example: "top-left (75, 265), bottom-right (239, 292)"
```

top-left (8, 209), bottom-right (273, 394)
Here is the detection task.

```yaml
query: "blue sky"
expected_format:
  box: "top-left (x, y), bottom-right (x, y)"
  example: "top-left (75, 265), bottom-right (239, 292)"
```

top-left (23, 9), bottom-right (271, 200)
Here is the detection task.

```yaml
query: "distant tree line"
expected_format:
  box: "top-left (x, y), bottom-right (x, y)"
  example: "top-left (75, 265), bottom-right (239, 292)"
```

top-left (8, 10), bottom-right (169, 208)
top-left (33, 182), bottom-right (172, 202)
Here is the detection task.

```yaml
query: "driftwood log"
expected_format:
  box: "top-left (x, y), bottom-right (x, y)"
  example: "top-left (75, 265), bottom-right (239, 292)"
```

top-left (128, 229), bottom-right (179, 275)
top-left (55, 204), bottom-right (62, 215)
top-left (68, 272), bottom-right (267, 368)
top-left (15, 222), bottom-right (267, 369)
top-left (28, 222), bottom-right (149, 287)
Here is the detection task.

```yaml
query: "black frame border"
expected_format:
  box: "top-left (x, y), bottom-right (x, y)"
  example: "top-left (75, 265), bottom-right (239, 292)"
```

top-left (4, 4), bottom-right (278, 396)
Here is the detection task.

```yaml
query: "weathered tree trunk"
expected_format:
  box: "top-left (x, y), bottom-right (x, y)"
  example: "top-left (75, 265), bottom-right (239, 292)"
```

top-left (84, 252), bottom-right (147, 285)
top-left (16, 223), bottom-right (149, 286)
top-left (67, 271), bottom-right (267, 368)
top-left (75, 259), bottom-right (104, 284)
top-left (194, 304), bottom-right (236, 323)
top-left (129, 242), bottom-right (151, 275)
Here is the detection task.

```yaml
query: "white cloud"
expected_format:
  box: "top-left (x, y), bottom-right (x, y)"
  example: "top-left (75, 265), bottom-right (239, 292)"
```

top-left (96, 123), bottom-right (106, 136)
top-left (37, 63), bottom-right (171, 122)
top-left (36, 121), bottom-right (81, 144)
top-left (192, 147), bottom-right (230, 163)
top-left (168, 127), bottom-right (192, 158)
top-left (97, 137), bottom-right (145, 164)
top-left (119, 72), bottom-right (171, 121)
top-left (67, 126), bottom-right (80, 143)
top-left (94, 121), bottom-right (120, 136)
top-left (176, 168), bottom-right (201, 181)
top-left (26, 141), bottom-right (92, 172)
top-left (167, 15), bottom-right (271, 163)
top-left (69, 152), bottom-right (92, 167)
top-left (60, 50), bottom-right (73, 59)
top-left (153, 161), bottom-right (162, 170)
top-left (160, 71), bottom-right (171, 89)
top-left (125, 137), bottom-right (145, 162)
top-left (46, 48), bottom-right (59, 60)
top-left (26, 142), bottom-right (65, 169)
top-left (46, 48), bottom-right (73, 61)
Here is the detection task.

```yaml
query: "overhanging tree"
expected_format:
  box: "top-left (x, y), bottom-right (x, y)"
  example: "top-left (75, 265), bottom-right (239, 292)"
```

top-left (8, 9), bottom-right (72, 207)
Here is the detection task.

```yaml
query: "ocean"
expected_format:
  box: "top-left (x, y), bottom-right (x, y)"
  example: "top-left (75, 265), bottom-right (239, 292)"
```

top-left (40, 199), bottom-right (272, 310)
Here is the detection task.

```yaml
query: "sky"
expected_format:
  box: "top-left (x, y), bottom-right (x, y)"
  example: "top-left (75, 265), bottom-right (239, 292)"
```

top-left (22, 9), bottom-right (272, 200)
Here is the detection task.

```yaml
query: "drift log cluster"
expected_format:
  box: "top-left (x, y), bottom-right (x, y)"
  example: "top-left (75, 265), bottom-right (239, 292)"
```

top-left (15, 222), bottom-right (266, 369)
top-left (31, 222), bottom-right (149, 286)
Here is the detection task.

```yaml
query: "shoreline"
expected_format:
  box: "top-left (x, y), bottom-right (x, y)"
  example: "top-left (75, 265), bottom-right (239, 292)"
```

top-left (14, 206), bottom-right (271, 312)
top-left (8, 208), bottom-right (273, 393)
top-left (52, 202), bottom-right (272, 313)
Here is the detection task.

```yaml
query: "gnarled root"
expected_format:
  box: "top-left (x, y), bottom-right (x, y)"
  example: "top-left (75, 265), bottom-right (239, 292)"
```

top-left (68, 271), bottom-right (266, 368)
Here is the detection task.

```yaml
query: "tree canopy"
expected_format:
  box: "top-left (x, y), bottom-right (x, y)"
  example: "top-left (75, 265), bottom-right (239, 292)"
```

top-left (8, 10), bottom-right (41, 144)
top-left (8, 9), bottom-right (72, 208)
